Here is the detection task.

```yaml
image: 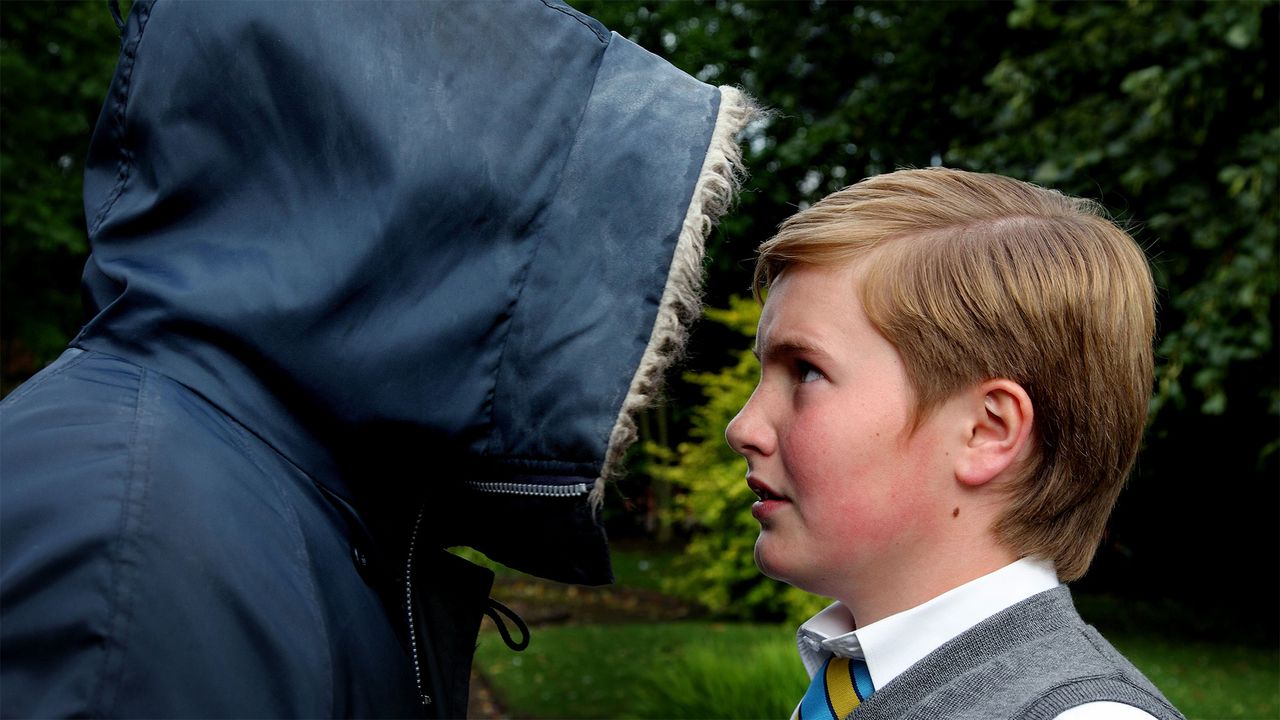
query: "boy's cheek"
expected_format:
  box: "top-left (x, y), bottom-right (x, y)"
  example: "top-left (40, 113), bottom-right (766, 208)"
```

top-left (826, 486), bottom-right (938, 554)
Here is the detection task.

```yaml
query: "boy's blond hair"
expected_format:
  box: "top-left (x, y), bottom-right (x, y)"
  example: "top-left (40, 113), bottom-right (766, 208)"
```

top-left (755, 167), bottom-right (1155, 581)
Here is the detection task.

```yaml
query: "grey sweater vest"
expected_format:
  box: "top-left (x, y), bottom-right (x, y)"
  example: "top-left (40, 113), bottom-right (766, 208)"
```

top-left (847, 586), bottom-right (1184, 720)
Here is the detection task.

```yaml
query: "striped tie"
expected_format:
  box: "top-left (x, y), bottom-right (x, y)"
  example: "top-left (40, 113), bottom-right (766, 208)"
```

top-left (792, 655), bottom-right (875, 720)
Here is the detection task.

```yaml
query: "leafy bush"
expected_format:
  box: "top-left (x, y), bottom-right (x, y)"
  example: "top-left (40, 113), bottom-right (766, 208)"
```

top-left (645, 297), bottom-right (828, 623)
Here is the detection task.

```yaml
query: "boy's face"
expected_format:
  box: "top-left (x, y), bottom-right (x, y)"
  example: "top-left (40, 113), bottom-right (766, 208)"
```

top-left (726, 262), bottom-right (963, 603)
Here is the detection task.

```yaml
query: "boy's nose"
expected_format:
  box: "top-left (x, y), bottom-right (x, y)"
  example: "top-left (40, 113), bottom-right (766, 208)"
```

top-left (726, 394), bottom-right (774, 458)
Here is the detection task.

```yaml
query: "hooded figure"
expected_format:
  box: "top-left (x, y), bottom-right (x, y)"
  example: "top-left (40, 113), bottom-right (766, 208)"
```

top-left (0, 1), bottom-right (754, 716)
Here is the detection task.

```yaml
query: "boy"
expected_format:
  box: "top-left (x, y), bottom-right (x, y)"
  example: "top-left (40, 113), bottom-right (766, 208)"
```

top-left (727, 168), bottom-right (1183, 719)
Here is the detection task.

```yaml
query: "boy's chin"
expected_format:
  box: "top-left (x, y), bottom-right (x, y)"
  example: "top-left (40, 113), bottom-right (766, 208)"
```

top-left (753, 536), bottom-right (792, 584)
top-left (754, 535), bottom-right (827, 596)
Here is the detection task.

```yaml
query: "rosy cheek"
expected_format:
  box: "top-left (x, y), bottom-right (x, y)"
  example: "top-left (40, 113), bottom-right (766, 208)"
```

top-left (780, 430), bottom-right (834, 492)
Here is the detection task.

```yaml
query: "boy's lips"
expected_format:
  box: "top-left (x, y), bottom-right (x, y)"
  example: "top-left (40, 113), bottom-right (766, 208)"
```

top-left (747, 475), bottom-right (789, 521)
top-left (747, 475), bottom-right (786, 501)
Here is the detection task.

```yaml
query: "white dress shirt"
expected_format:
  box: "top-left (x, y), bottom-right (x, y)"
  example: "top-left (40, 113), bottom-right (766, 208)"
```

top-left (794, 557), bottom-right (1156, 719)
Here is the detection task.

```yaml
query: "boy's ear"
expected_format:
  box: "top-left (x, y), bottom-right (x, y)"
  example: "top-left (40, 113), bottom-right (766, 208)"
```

top-left (954, 379), bottom-right (1034, 487)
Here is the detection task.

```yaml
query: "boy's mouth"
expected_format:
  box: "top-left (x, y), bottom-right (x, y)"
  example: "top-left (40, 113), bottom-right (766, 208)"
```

top-left (753, 487), bottom-right (782, 501)
top-left (748, 476), bottom-right (787, 523)
top-left (747, 476), bottom-right (785, 502)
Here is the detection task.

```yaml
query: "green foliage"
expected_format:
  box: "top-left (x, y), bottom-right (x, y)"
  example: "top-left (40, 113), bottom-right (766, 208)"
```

top-left (643, 297), bottom-right (828, 622)
top-left (947, 0), bottom-right (1279, 424)
top-left (1, 1), bottom-right (121, 392)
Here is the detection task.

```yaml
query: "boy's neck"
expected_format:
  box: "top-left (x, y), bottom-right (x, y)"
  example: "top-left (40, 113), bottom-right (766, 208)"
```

top-left (840, 545), bottom-right (1020, 628)
top-left (836, 474), bottom-right (1026, 627)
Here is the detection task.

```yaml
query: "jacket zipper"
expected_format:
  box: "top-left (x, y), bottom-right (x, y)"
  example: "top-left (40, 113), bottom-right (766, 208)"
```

top-left (404, 505), bottom-right (432, 709)
top-left (464, 480), bottom-right (591, 497)
top-left (403, 480), bottom-right (585, 708)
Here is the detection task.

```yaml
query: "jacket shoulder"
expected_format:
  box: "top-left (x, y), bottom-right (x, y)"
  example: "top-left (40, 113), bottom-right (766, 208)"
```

top-left (1, 351), bottom-right (334, 717)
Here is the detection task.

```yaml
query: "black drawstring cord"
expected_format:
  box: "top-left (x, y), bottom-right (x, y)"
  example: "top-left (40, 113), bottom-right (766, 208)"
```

top-left (484, 598), bottom-right (530, 652)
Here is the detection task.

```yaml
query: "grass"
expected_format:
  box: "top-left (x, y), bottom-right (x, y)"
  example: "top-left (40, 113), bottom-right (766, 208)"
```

top-left (1079, 594), bottom-right (1280, 718)
top-left (476, 620), bottom-right (1279, 719)
top-left (1107, 633), bottom-right (1278, 719)
top-left (475, 622), bottom-right (807, 719)
top-left (627, 636), bottom-right (807, 719)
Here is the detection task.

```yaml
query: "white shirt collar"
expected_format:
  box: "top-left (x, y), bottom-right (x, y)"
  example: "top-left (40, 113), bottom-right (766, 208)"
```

top-left (795, 557), bottom-right (1060, 689)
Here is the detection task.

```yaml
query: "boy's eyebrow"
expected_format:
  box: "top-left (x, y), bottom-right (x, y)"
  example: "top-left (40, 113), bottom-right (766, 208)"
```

top-left (752, 337), bottom-right (830, 361)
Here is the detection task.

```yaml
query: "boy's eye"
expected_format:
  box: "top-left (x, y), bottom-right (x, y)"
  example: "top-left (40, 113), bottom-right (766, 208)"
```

top-left (797, 360), bottom-right (824, 384)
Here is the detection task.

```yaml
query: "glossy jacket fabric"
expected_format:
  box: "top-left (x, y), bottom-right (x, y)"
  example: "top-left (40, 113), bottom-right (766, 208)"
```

top-left (0, 1), bottom-right (753, 716)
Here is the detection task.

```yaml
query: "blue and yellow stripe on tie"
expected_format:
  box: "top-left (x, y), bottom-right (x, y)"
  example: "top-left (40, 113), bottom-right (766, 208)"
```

top-left (793, 656), bottom-right (874, 720)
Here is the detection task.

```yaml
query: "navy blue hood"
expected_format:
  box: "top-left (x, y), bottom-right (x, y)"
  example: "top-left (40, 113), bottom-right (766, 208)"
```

top-left (73, 0), bottom-right (753, 584)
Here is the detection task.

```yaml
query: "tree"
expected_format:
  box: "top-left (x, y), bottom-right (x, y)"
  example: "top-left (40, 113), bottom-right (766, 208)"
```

top-left (950, 0), bottom-right (1278, 427)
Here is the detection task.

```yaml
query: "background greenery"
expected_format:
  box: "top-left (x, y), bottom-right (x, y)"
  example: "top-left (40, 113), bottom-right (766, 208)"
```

top-left (2, 0), bottom-right (1277, 660)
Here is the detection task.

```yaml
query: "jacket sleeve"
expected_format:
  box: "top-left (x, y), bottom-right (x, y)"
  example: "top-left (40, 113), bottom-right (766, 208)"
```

top-left (1, 350), bottom-right (134, 717)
